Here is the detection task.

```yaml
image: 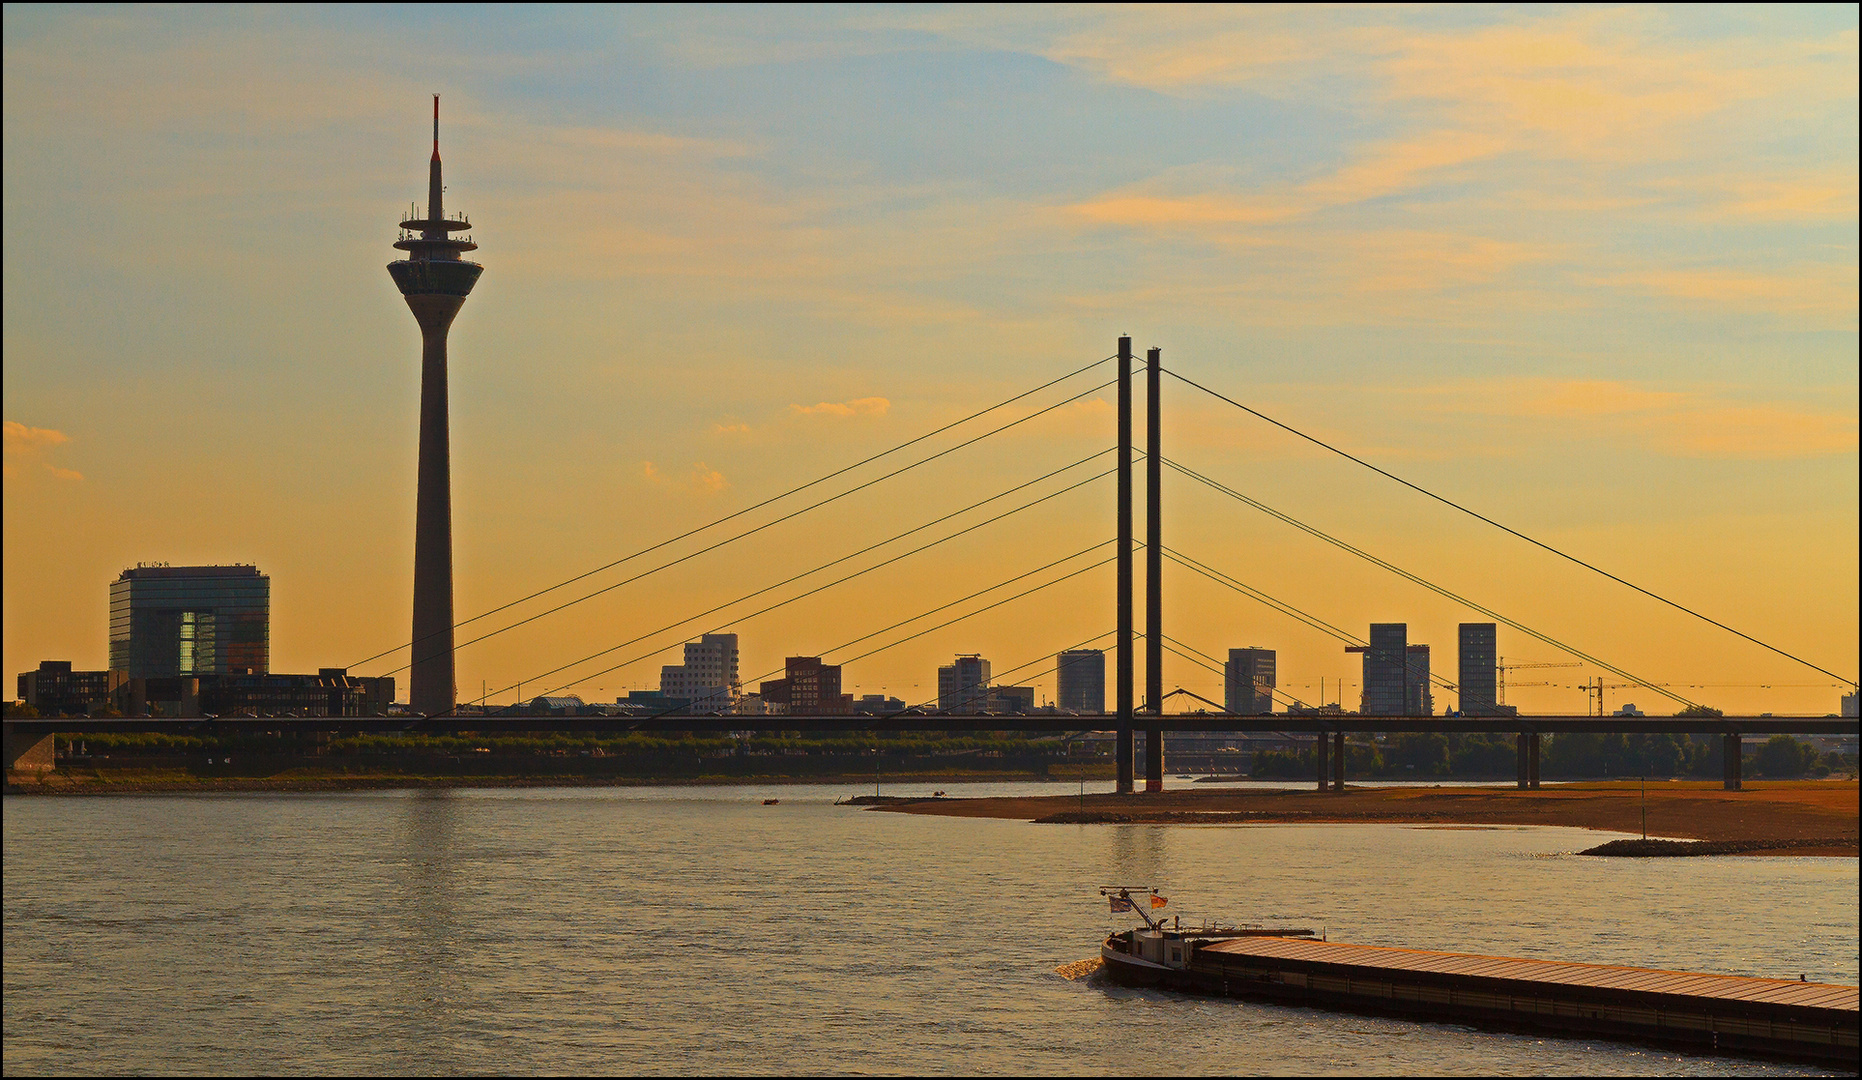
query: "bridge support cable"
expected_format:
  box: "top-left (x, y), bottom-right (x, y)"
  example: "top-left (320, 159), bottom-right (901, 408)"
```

top-left (614, 626), bottom-right (1125, 733)
top-left (716, 546), bottom-right (1120, 716)
top-left (350, 355), bottom-right (1119, 671)
top-left (822, 553), bottom-right (1118, 672)
top-left (517, 547), bottom-right (1122, 712)
top-left (1157, 632), bottom-right (1314, 711)
top-left (1166, 456), bottom-right (1701, 711)
top-left (447, 472), bottom-right (1119, 713)
top-left (1161, 546), bottom-right (1457, 702)
top-left (1162, 367), bottom-right (1854, 689)
top-left (378, 449), bottom-right (1118, 679)
top-left (365, 379), bottom-right (1119, 676)
top-left (880, 630), bottom-right (1120, 718)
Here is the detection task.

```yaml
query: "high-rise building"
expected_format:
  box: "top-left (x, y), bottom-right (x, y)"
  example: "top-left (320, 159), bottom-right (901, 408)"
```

top-left (659, 633), bottom-right (740, 712)
top-left (759, 657), bottom-right (851, 714)
top-left (1458, 623), bottom-right (1500, 715)
top-left (1406, 644), bottom-right (1434, 716)
top-left (389, 96), bottom-right (483, 717)
top-left (1056, 649), bottom-right (1106, 713)
top-left (1352, 623), bottom-right (1409, 716)
top-left (109, 564), bottom-right (269, 678)
top-left (1224, 648), bottom-right (1276, 714)
top-left (937, 654), bottom-right (991, 712)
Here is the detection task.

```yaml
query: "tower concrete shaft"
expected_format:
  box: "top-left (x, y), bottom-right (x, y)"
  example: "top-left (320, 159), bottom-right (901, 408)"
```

top-left (389, 96), bottom-right (482, 717)
top-left (408, 294), bottom-right (462, 718)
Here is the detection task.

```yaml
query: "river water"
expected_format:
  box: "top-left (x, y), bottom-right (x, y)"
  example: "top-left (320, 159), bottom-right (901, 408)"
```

top-left (4, 781), bottom-right (1855, 1075)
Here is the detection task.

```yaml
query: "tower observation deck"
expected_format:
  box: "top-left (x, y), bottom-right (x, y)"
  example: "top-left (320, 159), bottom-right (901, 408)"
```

top-left (389, 95), bottom-right (481, 717)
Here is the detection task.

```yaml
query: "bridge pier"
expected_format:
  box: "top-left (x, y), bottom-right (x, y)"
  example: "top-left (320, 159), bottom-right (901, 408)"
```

top-left (1516, 733), bottom-right (1529, 789)
top-left (1144, 346), bottom-right (1163, 794)
top-left (1723, 732), bottom-right (1742, 790)
top-left (5, 725), bottom-right (55, 775)
top-left (1516, 732), bottom-right (1543, 789)
top-left (1115, 335), bottom-right (1134, 795)
top-left (1332, 731), bottom-right (1345, 791)
top-left (1315, 731), bottom-right (1329, 792)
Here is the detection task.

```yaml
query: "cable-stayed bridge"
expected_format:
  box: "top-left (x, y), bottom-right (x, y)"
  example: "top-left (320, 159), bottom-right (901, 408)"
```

top-left (10, 338), bottom-right (1856, 791)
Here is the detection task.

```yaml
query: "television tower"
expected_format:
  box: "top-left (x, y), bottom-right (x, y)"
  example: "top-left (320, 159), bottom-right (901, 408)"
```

top-left (388, 96), bottom-right (481, 716)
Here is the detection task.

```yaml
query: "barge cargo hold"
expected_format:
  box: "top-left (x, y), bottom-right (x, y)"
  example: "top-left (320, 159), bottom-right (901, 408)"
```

top-left (1101, 931), bottom-right (1858, 1066)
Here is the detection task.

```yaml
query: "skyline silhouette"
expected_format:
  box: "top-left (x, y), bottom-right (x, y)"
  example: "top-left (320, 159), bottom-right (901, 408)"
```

top-left (4, 7), bottom-right (1855, 715)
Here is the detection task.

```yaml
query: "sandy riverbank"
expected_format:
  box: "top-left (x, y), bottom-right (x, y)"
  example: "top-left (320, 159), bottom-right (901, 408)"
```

top-left (871, 780), bottom-right (1860, 855)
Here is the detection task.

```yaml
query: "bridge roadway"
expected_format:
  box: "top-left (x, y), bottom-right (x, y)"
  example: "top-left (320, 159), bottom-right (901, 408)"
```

top-left (6, 713), bottom-right (1855, 736)
top-left (8, 713), bottom-right (1853, 788)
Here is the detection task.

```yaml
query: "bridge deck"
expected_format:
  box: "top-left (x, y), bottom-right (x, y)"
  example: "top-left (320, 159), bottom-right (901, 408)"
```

top-left (5, 714), bottom-right (1857, 735)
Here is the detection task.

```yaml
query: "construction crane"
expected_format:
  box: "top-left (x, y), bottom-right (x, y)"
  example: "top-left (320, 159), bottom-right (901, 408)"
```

top-left (1497, 658), bottom-right (1583, 706)
top-left (1583, 677), bottom-right (1647, 717)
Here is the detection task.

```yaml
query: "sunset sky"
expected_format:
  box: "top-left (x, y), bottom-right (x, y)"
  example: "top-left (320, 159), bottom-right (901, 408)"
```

top-left (5, 6), bottom-right (1856, 715)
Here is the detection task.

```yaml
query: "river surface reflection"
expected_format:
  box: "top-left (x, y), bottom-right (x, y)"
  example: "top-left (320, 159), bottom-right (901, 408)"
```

top-left (4, 782), bottom-right (1854, 1075)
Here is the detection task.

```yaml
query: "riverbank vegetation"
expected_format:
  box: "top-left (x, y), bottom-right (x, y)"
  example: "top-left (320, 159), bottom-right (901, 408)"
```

top-left (1249, 733), bottom-right (1852, 781)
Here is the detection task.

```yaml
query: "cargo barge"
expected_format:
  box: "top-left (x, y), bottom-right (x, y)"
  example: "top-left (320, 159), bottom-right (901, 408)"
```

top-left (1097, 891), bottom-right (1858, 1066)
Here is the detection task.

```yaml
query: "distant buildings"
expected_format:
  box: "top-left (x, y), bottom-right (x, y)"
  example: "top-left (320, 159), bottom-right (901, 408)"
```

top-left (853, 694), bottom-right (906, 715)
top-left (1405, 644), bottom-right (1434, 716)
top-left (1353, 623), bottom-right (1408, 716)
top-left (1455, 623), bottom-right (1515, 717)
top-left (1457, 623), bottom-right (1498, 715)
top-left (1351, 624), bottom-right (1432, 716)
top-left (14, 562), bottom-right (396, 717)
top-left (1056, 649), bottom-right (1105, 713)
top-left (16, 659), bottom-right (391, 718)
top-left (938, 654), bottom-right (991, 712)
top-left (1224, 648), bottom-right (1276, 714)
top-left (619, 689), bottom-right (690, 714)
top-left (1843, 692), bottom-right (1859, 719)
top-left (760, 656), bottom-right (851, 714)
top-left (989, 684), bottom-right (1036, 714)
top-left (17, 661), bottom-right (119, 716)
top-left (202, 669), bottom-right (394, 717)
top-left (659, 633), bottom-right (740, 713)
top-left (110, 564), bottom-right (269, 678)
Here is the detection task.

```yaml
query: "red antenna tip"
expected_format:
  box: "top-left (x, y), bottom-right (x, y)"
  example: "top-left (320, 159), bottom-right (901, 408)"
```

top-left (431, 94), bottom-right (440, 160)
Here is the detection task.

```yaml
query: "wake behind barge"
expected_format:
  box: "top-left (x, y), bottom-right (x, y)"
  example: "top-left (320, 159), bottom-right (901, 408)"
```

top-left (1097, 892), bottom-right (1857, 1067)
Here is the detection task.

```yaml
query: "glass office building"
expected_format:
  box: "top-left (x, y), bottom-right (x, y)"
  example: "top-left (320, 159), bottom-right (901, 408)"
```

top-left (1458, 623), bottom-right (1500, 715)
top-left (1056, 649), bottom-right (1106, 713)
top-left (109, 565), bottom-right (270, 678)
top-left (1224, 648), bottom-right (1277, 715)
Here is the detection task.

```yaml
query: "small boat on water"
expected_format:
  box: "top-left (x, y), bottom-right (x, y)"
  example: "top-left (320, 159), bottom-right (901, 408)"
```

top-left (762, 798), bottom-right (779, 805)
top-left (1098, 887), bottom-right (1317, 986)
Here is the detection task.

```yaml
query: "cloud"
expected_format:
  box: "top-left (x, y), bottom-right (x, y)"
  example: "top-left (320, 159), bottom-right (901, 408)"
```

top-left (1584, 265), bottom-right (1859, 326)
top-left (1071, 130), bottom-right (1509, 230)
top-left (641, 458), bottom-right (729, 493)
top-left (790, 396), bottom-right (891, 418)
top-left (711, 420), bottom-right (752, 435)
top-left (3, 421), bottom-right (82, 480)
